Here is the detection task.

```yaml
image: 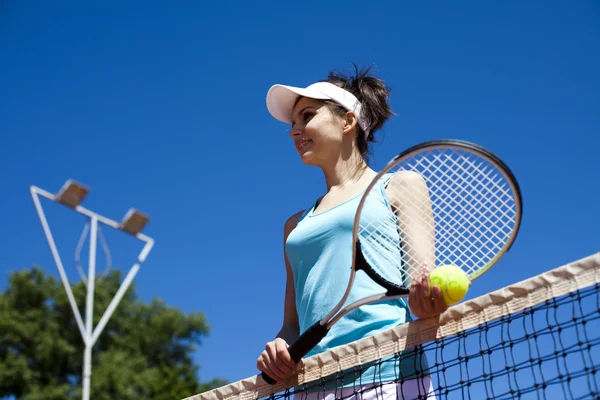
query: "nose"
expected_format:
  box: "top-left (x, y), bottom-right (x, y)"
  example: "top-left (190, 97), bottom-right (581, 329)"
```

top-left (289, 125), bottom-right (302, 138)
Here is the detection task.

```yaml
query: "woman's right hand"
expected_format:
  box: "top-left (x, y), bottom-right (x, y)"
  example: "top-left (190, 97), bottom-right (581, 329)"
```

top-left (257, 338), bottom-right (299, 382)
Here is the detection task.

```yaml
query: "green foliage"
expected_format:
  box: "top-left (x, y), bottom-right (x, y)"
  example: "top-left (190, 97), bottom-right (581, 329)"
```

top-left (0, 267), bottom-right (226, 399)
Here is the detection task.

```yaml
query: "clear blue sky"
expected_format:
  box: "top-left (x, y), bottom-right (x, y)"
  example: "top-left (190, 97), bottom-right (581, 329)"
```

top-left (1, 0), bottom-right (599, 389)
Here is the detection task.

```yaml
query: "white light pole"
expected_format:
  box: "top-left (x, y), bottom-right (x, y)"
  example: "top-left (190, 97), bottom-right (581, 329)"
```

top-left (30, 180), bottom-right (155, 400)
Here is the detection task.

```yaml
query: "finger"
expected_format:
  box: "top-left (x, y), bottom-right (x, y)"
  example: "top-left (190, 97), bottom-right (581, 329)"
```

top-left (431, 285), bottom-right (448, 314)
top-left (409, 273), bottom-right (425, 315)
top-left (274, 340), bottom-right (296, 374)
top-left (408, 275), bottom-right (418, 308)
top-left (276, 339), bottom-right (295, 368)
top-left (257, 355), bottom-right (265, 371)
top-left (262, 363), bottom-right (283, 383)
top-left (266, 344), bottom-right (288, 381)
top-left (257, 353), bottom-right (281, 383)
top-left (420, 271), bottom-right (437, 314)
top-left (420, 270), bottom-right (431, 299)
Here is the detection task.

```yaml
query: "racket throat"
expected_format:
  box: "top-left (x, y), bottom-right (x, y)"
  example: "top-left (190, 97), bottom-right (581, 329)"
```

top-left (355, 240), bottom-right (410, 297)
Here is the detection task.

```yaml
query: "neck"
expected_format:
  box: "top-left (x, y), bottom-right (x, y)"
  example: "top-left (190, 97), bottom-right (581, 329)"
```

top-left (322, 149), bottom-right (370, 191)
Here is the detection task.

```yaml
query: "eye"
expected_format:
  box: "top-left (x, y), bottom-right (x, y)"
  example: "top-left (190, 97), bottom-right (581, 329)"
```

top-left (303, 111), bottom-right (315, 122)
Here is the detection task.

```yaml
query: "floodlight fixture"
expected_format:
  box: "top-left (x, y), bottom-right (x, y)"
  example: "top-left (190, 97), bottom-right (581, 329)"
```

top-left (57, 179), bottom-right (89, 208)
top-left (120, 208), bottom-right (150, 236)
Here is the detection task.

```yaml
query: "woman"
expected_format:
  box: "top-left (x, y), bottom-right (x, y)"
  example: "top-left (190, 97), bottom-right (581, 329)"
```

top-left (257, 66), bottom-right (447, 399)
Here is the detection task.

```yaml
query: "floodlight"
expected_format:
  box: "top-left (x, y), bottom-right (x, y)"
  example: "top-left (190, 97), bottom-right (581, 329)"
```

top-left (120, 208), bottom-right (150, 235)
top-left (30, 181), bottom-right (154, 400)
top-left (57, 179), bottom-right (89, 208)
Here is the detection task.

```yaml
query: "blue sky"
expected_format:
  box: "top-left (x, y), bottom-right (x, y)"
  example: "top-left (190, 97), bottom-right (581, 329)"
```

top-left (1, 0), bottom-right (599, 391)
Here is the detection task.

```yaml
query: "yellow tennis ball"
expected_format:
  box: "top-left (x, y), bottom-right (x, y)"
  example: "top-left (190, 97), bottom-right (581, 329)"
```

top-left (430, 265), bottom-right (470, 305)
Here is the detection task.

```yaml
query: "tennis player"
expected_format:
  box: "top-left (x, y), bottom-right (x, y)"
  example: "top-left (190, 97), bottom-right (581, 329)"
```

top-left (257, 66), bottom-right (444, 399)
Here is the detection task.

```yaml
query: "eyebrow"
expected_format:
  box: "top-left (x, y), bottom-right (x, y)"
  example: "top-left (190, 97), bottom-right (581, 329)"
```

top-left (291, 106), bottom-right (315, 126)
top-left (294, 106), bottom-right (315, 118)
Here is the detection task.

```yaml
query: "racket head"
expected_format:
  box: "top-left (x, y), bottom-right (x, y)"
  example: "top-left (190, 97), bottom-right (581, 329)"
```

top-left (353, 139), bottom-right (523, 287)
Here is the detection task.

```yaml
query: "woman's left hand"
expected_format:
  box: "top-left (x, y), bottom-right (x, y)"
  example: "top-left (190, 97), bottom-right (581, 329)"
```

top-left (408, 265), bottom-right (449, 319)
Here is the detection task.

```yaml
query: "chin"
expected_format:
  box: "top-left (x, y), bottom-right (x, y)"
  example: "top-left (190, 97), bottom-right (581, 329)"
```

top-left (299, 151), bottom-right (321, 167)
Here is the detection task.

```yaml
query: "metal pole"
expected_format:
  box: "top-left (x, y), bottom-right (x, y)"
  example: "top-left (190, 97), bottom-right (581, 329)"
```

top-left (30, 187), bottom-right (87, 338)
top-left (82, 217), bottom-right (97, 400)
top-left (90, 238), bottom-right (154, 346)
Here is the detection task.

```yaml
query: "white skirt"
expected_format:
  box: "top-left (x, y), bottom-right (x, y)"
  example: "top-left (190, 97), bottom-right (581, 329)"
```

top-left (293, 377), bottom-right (436, 400)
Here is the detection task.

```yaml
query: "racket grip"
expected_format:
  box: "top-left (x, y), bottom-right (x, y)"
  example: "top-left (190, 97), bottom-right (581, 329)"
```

top-left (261, 321), bottom-right (329, 385)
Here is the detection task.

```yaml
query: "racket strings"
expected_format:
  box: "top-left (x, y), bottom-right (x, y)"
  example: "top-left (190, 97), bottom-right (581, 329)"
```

top-left (410, 150), bottom-right (517, 274)
top-left (357, 148), bottom-right (518, 282)
top-left (428, 171), bottom-right (512, 268)
top-left (358, 207), bottom-right (405, 280)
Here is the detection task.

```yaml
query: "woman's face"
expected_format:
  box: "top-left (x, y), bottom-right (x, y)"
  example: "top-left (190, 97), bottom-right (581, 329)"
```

top-left (289, 96), bottom-right (346, 167)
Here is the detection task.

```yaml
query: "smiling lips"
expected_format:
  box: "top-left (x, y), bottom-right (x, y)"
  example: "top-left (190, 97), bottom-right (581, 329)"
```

top-left (296, 139), bottom-right (313, 151)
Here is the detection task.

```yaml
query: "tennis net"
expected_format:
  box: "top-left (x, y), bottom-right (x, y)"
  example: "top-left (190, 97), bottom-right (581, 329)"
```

top-left (183, 252), bottom-right (600, 400)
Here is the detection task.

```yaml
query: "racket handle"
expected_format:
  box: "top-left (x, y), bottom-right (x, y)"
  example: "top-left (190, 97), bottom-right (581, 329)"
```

top-left (261, 321), bottom-right (329, 385)
top-left (288, 321), bottom-right (329, 362)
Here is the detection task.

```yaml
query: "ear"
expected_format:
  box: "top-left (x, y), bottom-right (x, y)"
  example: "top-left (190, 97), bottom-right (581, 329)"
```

top-left (342, 111), bottom-right (359, 135)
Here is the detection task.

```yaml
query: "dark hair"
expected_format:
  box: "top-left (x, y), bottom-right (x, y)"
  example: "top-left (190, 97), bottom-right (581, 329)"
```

top-left (322, 64), bottom-right (395, 160)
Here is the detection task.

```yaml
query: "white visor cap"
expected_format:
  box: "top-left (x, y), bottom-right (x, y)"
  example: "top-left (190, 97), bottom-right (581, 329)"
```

top-left (266, 81), bottom-right (370, 138)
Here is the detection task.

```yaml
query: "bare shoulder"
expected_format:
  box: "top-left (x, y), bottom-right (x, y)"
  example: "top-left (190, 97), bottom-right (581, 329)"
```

top-left (388, 170), bottom-right (426, 186)
top-left (386, 171), bottom-right (429, 204)
top-left (284, 210), bottom-right (305, 238)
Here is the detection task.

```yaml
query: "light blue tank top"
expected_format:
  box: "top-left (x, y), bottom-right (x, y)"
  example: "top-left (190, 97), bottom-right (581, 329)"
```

top-left (286, 174), bottom-right (428, 388)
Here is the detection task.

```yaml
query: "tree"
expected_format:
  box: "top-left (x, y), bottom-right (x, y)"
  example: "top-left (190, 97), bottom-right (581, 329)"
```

top-left (0, 266), bottom-right (226, 400)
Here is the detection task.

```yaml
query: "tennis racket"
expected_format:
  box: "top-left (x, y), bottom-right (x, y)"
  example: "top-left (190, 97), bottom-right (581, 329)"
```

top-left (261, 139), bottom-right (523, 384)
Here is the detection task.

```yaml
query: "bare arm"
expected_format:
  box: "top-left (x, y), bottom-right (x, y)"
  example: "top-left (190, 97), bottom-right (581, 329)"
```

top-left (387, 171), bottom-right (436, 280)
top-left (387, 171), bottom-right (447, 319)
top-left (257, 210), bottom-right (303, 381)
top-left (276, 211), bottom-right (302, 343)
